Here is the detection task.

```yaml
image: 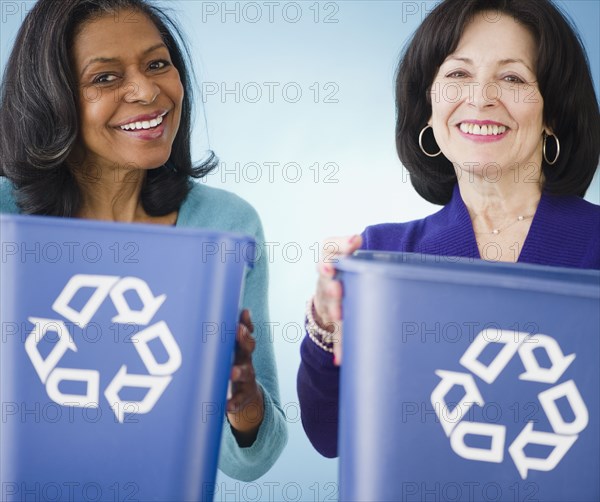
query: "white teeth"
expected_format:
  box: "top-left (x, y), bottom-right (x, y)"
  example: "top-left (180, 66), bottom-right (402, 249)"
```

top-left (459, 122), bottom-right (507, 136)
top-left (120, 113), bottom-right (165, 131)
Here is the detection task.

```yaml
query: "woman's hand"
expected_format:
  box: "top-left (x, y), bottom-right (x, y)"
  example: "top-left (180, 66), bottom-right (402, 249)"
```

top-left (313, 235), bottom-right (363, 366)
top-left (227, 309), bottom-right (264, 446)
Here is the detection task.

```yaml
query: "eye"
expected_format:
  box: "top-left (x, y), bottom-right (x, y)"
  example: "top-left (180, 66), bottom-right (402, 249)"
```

top-left (446, 70), bottom-right (468, 79)
top-left (503, 74), bottom-right (525, 84)
top-left (93, 74), bottom-right (119, 84)
top-left (148, 59), bottom-right (171, 71)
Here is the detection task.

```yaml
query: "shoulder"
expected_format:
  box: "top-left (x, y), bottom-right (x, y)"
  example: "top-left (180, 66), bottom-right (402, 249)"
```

top-left (0, 177), bottom-right (19, 214)
top-left (362, 205), bottom-right (452, 252)
top-left (550, 195), bottom-right (600, 268)
top-left (548, 192), bottom-right (600, 211)
top-left (541, 193), bottom-right (600, 232)
top-left (562, 194), bottom-right (600, 217)
top-left (177, 182), bottom-right (263, 237)
top-left (517, 193), bottom-right (600, 269)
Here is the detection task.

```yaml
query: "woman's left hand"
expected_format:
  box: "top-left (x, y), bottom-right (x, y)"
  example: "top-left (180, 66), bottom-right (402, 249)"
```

top-left (227, 309), bottom-right (264, 445)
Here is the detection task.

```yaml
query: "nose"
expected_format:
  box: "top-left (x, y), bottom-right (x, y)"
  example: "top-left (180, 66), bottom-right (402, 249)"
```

top-left (122, 71), bottom-right (159, 105)
top-left (467, 80), bottom-right (500, 109)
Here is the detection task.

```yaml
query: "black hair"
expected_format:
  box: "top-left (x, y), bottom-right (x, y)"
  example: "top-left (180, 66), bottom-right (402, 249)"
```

top-left (0, 0), bottom-right (217, 216)
top-left (395, 0), bottom-right (600, 205)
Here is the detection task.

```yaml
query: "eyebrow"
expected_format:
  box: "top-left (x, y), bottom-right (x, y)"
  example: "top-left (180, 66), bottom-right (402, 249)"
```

top-left (444, 56), bottom-right (533, 73)
top-left (80, 42), bottom-right (168, 77)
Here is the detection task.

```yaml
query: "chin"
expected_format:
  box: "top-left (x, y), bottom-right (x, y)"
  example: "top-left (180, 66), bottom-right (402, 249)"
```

top-left (133, 156), bottom-right (172, 171)
top-left (455, 156), bottom-right (504, 170)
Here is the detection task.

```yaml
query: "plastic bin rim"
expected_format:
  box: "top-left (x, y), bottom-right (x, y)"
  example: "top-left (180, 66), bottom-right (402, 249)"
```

top-left (1, 214), bottom-right (257, 265)
top-left (337, 252), bottom-right (600, 300)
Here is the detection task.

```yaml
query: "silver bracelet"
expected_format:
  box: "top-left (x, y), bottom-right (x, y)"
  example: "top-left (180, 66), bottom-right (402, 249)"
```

top-left (305, 298), bottom-right (335, 353)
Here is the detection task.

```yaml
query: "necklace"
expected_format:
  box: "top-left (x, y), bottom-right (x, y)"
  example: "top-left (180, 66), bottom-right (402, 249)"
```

top-left (475, 214), bottom-right (534, 236)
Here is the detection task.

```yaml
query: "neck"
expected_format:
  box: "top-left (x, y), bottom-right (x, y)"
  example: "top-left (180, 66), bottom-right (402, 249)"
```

top-left (72, 160), bottom-right (148, 223)
top-left (456, 167), bottom-right (543, 234)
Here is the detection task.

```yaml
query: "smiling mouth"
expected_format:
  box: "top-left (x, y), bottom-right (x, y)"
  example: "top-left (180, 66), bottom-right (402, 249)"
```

top-left (118, 111), bottom-right (168, 131)
top-left (459, 122), bottom-right (508, 136)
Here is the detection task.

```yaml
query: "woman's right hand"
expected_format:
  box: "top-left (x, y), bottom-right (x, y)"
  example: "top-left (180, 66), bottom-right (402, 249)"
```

top-left (313, 234), bottom-right (363, 366)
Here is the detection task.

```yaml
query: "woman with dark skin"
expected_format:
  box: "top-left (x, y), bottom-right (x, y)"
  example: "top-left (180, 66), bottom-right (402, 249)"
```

top-left (298, 0), bottom-right (600, 458)
top-left (0, 0), bottom-right (286, 481)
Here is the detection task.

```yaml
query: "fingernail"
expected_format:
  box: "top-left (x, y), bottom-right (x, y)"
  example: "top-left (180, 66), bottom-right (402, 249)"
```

top-left (348, 235), bottom-right (358, 244)
top-left (333, 354), bottom-right (339, 365)
top-left (324, 264), bottom-right (333, 274)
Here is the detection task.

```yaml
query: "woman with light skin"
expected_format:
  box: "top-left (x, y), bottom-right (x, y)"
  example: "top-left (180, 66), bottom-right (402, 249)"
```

top-left (298, 0), bottom-right (600, 458)
top-left (0, 0), bottom-right (286, 481)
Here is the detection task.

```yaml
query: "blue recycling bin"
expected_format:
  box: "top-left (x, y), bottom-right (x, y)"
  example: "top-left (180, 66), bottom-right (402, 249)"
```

top-left (0, 214), bottom-right (255, 502)
top-left (337, 252), bottom-right (600, 502)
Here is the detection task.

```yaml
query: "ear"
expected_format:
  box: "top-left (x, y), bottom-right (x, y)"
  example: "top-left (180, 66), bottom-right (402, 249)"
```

top-left (542, 122), bottom-right (555, 136)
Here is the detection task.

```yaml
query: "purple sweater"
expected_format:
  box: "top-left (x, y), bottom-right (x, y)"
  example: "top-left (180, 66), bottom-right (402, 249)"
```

top-left (297, 185), bottom-right (600, 458)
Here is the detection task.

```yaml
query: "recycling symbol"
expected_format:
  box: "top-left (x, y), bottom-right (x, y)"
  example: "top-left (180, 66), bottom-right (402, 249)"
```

top-left (25, 274), bottom-right (182, 422)
top-left (431, 328), bottom-right (588, 479)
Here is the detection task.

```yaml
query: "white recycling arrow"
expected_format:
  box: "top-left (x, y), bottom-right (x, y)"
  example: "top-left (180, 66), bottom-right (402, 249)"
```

top-left (104, 365), bottom-right (172, 423)
top-left (460, 329), bottom-right (529, 384)
top-left (25, 318), bottom-right (77, 383)
top-left (110, 277), bottom-right (166, 325)
top-left (450, 421), bottom-right (506, 463)
top-left (52, 274), bottom-right (120, 327)
top-left (46, 368), bottom-right (100, 407)
top-left (431, 370), bottom-right (484, 437)
top-left (132, 321), bottom-right (182, 376)
top-left (538, 380), bottom-right (589, 435)
top-left (519, 334), bottom-right (575, 384)
top-left (508, 421), bottom-right (578, 479)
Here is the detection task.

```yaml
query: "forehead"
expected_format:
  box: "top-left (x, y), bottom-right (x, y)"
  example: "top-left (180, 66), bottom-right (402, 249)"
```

top-left (451, 11), bottom-right (537, 65)
top-left (72, 9), bottom-right (164, 64)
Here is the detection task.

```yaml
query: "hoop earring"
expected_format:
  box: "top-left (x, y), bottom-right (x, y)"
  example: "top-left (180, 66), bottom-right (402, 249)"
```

top-left (418, 125), bottom-right (442, 158)
top-left (543, 132), bottom-right (560, 165)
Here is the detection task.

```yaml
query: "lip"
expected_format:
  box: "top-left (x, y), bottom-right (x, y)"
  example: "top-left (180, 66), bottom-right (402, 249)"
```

top-left (113, 109), bottom-right (169, 128)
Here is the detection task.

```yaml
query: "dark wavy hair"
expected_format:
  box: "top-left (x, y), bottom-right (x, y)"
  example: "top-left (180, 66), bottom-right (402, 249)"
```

top-left (0, 0), bottom-right (217, 216)
top-left (395, 0), bottom-right (600, 205)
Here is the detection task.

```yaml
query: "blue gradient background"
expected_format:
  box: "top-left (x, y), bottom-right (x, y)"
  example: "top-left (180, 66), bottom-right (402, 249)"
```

top-left (1, 1), bottom-right (598, 500)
